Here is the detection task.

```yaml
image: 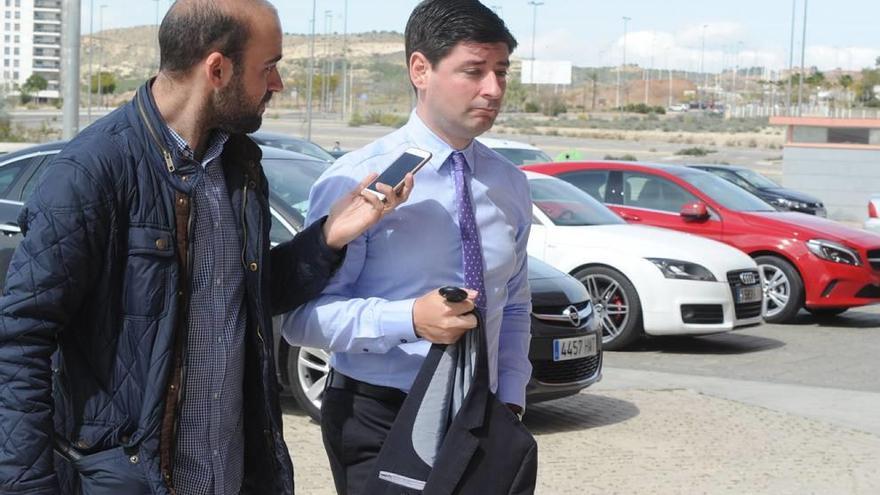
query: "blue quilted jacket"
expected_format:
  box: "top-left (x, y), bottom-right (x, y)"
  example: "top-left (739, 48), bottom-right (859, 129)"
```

top-left (0, 83), bottom-right (341, 494)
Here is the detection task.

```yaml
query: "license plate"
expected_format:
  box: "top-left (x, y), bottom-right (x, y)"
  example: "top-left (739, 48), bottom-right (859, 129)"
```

top-left (553, 334), bottom-right (597, 362)
top-left (736, 285), bottom-right (762, 303)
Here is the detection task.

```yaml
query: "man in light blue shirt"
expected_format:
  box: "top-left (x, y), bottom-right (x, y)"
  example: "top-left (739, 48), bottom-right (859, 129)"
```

top-left (283, 1), bottom-right (531, 492)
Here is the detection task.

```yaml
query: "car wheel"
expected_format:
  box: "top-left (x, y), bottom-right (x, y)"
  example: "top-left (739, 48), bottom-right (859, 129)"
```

top-left (572, 265), bottom-right (643, 351)
top-left (755, 255), bottom-right (804, 323)
top-left (287, 346), bottom-right (329, 422)
top-left (805, 307), bottom-right (848, 318)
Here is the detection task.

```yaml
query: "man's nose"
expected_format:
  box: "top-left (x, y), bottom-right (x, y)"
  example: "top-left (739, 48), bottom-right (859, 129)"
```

top-left (269, 67), bottom-right (284, 92)
top-left (482, 73), bottom-right (504, 99)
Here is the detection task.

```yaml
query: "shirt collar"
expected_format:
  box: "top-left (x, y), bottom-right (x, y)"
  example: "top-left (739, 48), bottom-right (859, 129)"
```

top-left (163, 125), bottom-right (230, 169)
top-left (405, 110), bottom-right (477, 174)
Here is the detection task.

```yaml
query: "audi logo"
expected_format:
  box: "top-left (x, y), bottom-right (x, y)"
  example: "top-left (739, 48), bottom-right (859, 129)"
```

top-left (739, 272), bottom-right (758, 285)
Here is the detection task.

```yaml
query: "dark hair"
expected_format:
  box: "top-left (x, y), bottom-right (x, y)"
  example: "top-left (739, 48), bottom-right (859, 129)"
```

top-left (159, 1), bottom-right (249, 74)
top-left (405, 0), bottom-right (517, 68)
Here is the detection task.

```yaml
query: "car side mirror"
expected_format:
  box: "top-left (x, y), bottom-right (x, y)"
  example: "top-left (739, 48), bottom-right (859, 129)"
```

top-left (680, 202), bottom-right (710, 222)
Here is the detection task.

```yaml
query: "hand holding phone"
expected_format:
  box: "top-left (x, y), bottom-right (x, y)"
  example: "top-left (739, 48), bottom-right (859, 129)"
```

top-left (367, 147), bottom-right (432, 201)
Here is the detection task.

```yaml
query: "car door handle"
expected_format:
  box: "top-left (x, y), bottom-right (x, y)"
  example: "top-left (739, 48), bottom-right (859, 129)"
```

top-left (620, 213), bottom-right (641, 222)
top-left (0, 223), bottom-right (22, 236)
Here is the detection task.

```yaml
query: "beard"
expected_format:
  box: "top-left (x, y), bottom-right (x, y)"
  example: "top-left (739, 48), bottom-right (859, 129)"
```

top-left (212, 73), bottom-right (272, 135)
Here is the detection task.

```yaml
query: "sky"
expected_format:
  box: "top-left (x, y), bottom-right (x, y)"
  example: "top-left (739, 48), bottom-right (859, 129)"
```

top-left (87, 0), bottom-right (880, 73)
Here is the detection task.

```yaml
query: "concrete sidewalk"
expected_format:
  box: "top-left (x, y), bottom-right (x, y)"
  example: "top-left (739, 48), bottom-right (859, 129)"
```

top-left (282, 374), bottom-right (880, 494)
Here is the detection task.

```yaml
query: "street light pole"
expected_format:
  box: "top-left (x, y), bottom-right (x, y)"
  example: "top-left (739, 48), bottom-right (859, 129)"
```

top-left (341, 0), bottom-right (348, 120)
top-left (87, 0), bottom-right (93, 123)
top-left (97, 4), bottom-right (106, 110)
top-left (61, 0), bottom-right (80, 139)
top-left (797, 0), bottom-right (808, 115)
top-left (786, 0), bottom-right (796, 115)
top-left (306, 0), bottom-right (316, 140)
top-left (153, 0), bottom-right (160, 71)
top-left (616, 16), bottom-right (630, 110)
top-left (699, 24), bottom-right (707, 109)
top-left (527, 1), bottom-right (544, 87)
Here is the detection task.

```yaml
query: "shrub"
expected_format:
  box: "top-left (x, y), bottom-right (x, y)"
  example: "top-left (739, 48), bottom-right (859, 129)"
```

top-left (675, 147), bottom-right (716, 156)
top-left (603, 153), bottom-right (638, 161)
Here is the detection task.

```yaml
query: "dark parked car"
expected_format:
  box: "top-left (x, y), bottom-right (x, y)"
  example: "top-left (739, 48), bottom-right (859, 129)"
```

top-left (688, 164), bottom-right (826, 216)
top-left (249, 130), bottom-right (336, 163)
top-left (0, 142), bottom-right (602, 421)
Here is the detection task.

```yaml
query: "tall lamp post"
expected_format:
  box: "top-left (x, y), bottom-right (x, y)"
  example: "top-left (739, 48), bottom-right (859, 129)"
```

top-left (87, 0), bottom-right (94, 123)
top-left (153, 0), bottom-right (160, 70)
top-left (616, 16), bottom-right (630, 109)
top-left (306, 0), bottom-right (316, 140)
top-left (699, 24), bottom-right (707, 109)
top-left (97, 4), bottom-right (107, 110)
top-left (786, 0), bottom-right (796, 115)
top-left (797, 0), bottom-right (808, 115)
top-left (527, 1), bottom-right (544, 89)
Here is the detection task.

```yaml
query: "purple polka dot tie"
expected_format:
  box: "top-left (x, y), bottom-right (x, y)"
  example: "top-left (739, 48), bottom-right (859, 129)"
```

top-left (451, 152), bottom-right (487, 311)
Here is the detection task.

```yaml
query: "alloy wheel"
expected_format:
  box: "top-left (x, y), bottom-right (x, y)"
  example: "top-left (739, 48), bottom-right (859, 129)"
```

top-left (582, 273), bottom-right (630, 344)
top-left (760, 263), bottom-right (791, 319)
top-left (296, 346), bottom-right (330, 406)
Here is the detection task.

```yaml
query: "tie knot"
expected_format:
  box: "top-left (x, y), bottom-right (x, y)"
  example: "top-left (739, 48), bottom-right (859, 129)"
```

top-left (451, 151), bottom-right (467, 172)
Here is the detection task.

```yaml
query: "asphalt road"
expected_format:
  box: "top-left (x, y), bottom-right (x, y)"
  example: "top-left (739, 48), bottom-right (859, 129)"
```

top-left (605, 305), bottom-right (880, 393)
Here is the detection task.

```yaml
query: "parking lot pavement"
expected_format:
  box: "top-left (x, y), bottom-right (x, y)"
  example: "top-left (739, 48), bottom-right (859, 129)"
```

top-left (281, 386), bottom-right (880, 494)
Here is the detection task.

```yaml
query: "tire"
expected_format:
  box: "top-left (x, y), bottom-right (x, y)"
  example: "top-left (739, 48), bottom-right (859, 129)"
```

top-left (286, 345), bottom-right (330, 422)
top-left (571, 265), bottom-right (643, 351)
top-left (755, 255), bottom-right (804, 324)
top-left (805, 307), bottom-right (848, 318)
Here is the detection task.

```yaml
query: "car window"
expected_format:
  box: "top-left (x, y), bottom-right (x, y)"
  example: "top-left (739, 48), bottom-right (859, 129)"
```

top-left (492, 148), bottom-right (552, 166)
top-left (622, 172), bottom-right (698, 213)
top-left (0, 156), bottom-right (37, 198)
top-left (675, 170), bottom-right (776, 212)
top-left (558, 170), bottom-right (608, 202)
top-left (714, 169), bottom-right (756, 192)
top-left (258, 137), bottom-right (335, 162)
top-left (529, 177), bottom-right (624, 226)
top-left (262, 157), bottom-right (328, 224)
top-left (19, 155), bottom-right (53, 201)
top-left (736, 169), bottom-right (778, 189)
top-left (269, 211), bottom-right (295, 245)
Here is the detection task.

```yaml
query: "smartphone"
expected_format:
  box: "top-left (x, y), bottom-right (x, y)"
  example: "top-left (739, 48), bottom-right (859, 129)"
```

top-left (367, 147), bottom-right (432, 201)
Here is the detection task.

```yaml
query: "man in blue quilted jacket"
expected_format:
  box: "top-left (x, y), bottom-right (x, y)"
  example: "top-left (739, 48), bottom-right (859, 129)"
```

top-left (0, 1), bottom-right (409, 494)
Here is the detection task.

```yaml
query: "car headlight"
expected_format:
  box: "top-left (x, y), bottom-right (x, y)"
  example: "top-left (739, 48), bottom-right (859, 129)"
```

top-left (806, 239), bottom-right (861, 266)
top-left (773, 198), bottom-right (809, 210)
top-left (646, 258), bottom-right (717, 281)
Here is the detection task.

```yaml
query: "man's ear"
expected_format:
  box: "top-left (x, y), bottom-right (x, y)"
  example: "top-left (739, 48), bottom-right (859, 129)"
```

top-left (409, 52), bottom-right (431, 91)
top-left (204, 51), bottom-right (233, 89)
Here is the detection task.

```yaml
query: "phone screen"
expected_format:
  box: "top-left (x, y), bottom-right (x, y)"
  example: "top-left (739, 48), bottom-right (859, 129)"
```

top-left (369, 152), bottom-right (429, 192)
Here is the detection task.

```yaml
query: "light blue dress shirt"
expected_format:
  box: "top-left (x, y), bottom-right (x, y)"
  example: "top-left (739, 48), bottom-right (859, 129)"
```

top-left (283, 111), bottom-right (532, 406)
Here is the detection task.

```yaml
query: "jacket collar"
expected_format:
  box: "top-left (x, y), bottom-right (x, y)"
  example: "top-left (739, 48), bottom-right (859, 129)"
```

top-left (133, 80), bottom-right (263, 189)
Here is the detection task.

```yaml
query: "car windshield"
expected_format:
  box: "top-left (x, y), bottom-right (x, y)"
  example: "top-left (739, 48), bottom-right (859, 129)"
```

top-left (529, 177), bottom-right (625, 226)
top-left (257, 136), bottom-right (335, 162)
top-left (494, 148), bottom-right (552, 166)
top-left (736, 168), bottom-right (779, 189)
top-left (675, 170), bottom-right (776, 212)
top-left (262, 157), bottom-right (328, 222)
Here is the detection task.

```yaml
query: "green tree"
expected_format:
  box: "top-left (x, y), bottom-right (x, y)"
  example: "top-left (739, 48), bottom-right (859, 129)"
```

top-left (22, 74), bottom-right (48, 93)
top-left (19, 74), bottom-right (48, 104)
top-left (90, 71), bottom-right (117, 94)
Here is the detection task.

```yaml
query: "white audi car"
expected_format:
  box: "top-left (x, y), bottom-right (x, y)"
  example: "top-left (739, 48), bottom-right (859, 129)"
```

top-left (525, 171), bottom-right (764, 350)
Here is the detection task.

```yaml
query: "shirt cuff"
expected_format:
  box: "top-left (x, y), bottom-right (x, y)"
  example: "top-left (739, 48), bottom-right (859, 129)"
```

top-left (496, 371), bottom-right (529, 409)
top-left (378, 298), bottom-right (419, 346)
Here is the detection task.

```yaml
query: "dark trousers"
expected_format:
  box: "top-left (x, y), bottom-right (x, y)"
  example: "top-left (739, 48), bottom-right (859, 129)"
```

top-left (320, 381), bottom-right (405, 495)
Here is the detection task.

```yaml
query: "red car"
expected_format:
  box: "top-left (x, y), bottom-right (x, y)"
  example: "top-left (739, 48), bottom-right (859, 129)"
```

top-left (523, 161), bottom-right (880, 323)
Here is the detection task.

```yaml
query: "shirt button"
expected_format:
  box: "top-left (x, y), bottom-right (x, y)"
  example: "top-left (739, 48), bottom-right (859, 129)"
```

top-left (217, 336), bottom-right (223, 344)
top-left (214, 222), bottom-right (220, 228)
top-left (215, 278), bottom-right (222, 286)
top-left (213, 393), bottom-right (220, 400)
top-left (400, 339), bottom-right (408, 344)
top-left (213, 449), bottom-right (219, 456)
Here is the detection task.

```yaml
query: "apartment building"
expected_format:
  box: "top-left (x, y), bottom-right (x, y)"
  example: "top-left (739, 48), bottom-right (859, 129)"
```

top-left (0, 0), bottom-right (61, 100)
